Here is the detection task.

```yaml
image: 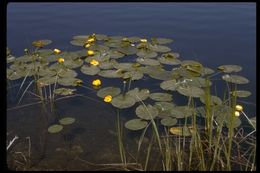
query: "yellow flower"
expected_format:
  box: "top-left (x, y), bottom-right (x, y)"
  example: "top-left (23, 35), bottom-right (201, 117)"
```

top-left (53, 48), bottom-right (61, 54)
top-left (140, 39), bottom-right (147, 43)
top-left (90, 59), bottom-right (99, 66)
top-left (84, 43), bottom-right (91, 48)
top-left (92, 79), bottom-right (101, 87)
top-left (32, 40), bottom-right (44, 48)
top-left (87, 50), bottom-right (95, 56)
top-left (234, 111), bottom-right (240, 117)
top-left (104, 95), bottom-right (112, 103)
top-left (57, 57), bottom-right (65, 63)
top-left (235, 105), bottom-right (243, 112)
top-left (87, 38), bottom-right (95, 44)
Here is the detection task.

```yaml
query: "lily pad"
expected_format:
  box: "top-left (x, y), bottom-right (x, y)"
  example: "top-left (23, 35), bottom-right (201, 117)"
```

top-left (32, 39), bottom-right (52, 47)
top-left (161, 117), bottom-right (177, 126)
top-left (149, 93), bottom-right (173, 102)
top-left (111, 94), bottom-right (136, 109)
top-left (158, 56), bottom-right (181, 65)
top-left (97, 87), bottom-right (121, 98)
top-left (149, 70), bottom-right (174, 81)
top-left (58, 77), bottom-right (82, 86)
top-left (54, 88), bottom-right (76, 96)
top-left (80, 65), bottom-right (100, 76)
top-left (154, 102), bottom-right (175, 112)
top-left (135, 104), bottom-right (159, 120)
top-left (98, 69), bottom-right (123, 78)
top-left (218, 65), bottom-right (242, 73)
top-left (99, 61), bottom-right (114, 70)
top-left (136, 58), bottom-right (160, 66)
top-left (176, 85), bottom-right (204, 98)
top-left (170, 106), bottom-right (193, 119)
top-left (160, 79), bottom-right (178, 91)
top-left (222, 74), bottom-right (249, 84)
top-left (136, 49), bottom-right (158, 58)
top-left (231, 90), bottom-right (251, 98)
top-left (152, 37), bottom-right (173, 44)
top-left (48, 124), bottom-right (63, 133)
top-left (57, 69), bottom-right (78, 78)
top-left (149, 44), bottom-right (171, 53)
top-left (200, 95), bottom-right (222, 105)
top-left (59, 117), bottom-right (76, 125)
top-left (125, 119), bottom-right (148, 131)
top-left (108, 50), bottom-right (125, 59)
top-left (122, 71), bottom-right (144, 81)
top-left (169, 126), bottom-right (192, 136)
top-left (127, 88), bottom-right (150, 101)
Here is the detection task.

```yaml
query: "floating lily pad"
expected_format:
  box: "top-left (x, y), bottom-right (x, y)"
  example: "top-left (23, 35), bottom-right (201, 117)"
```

top-left (218, 65), bottom-right (242, 73)
top-left (48, 124), bottom-right (63, 133)
top-left (123, 71), bottom-right (144, 81)
top-left (117, 46), bottom-right (137, 55)
top-left (200, 95), bottom-right (222, 105)
top-left (58, 69), bottom-right (77, 78)
top-left (58, 77), bottom-right (82, 86)
top-left (125, 119), bottom-right (148, 131)
top-left (176, 85), bottom-right (204, 98)
top-left (222, 74), bottom-right (249, 84)
top-left (148, 70), bottom-right (174, 81)
top-left (160, 79), bottom-right (178, 91)
top-left (108, 50), bottom-right (125, 59)
top-left (185, 77), bottom-right (212, 87)
top-left (201, 67), bottom-right (215, 75)
top-left (70, 40), bottom-right (85, 46)
top-left (80, 65), bottom-right (100, 76)
top-left (136, 49), bottom-right (158, 58)
top-left (169, 126), bottom-right (192, 136)
top-left (111, 94), bottom-right (136, 109)
top-left (54, 88), bottom-right (76, 96)
top-left (149, 92), bottom-right (173, 102)
top-left (59, 117), bottom-right (76, 125)
top-left (170, 106), bottom-right (193, 119)
top-left (154, 102), bottom-right (175, 112)
top-left (97, 87), bottom-right (121, 98)
top-left (152, 38), bottom-right (173, 44)
top-left (37, 76), bottom-right (57, 85)
top-left (98, 69), bottom-right (123, 78)
top-left (127, 88), bottom-right (150, 101)
top-left (32, 39), bottom-right (52, 47)
top-left (161, 117), bottom-right (177, 126)
top-left (99, 61), bottom-right (114, 70)
top-left (112, 62), bottom-right (134, 70)
top-left (158, 56), bottom-right (181, 65)
top-left (135, 104), bottom-right (159, 120)
top-left (136, 58), bottom-right (160, 66)
top-left (231, 90), bottom-right (252, 98)
top-left (149, 44), bottom-right (171, 53)
top-left (63, 59), bottom-right (83, 69)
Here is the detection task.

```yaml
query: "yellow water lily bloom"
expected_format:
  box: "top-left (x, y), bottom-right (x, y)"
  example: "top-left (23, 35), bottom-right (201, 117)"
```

top-left (87, 50), bottom-right (95, 56)
top-left (92, 79), bottom-right (101, 87)
top-left (234, 111), bottom-right (240, 117)
top-left (235, 105), bottom-right (243, 112)
top-left (57, 57), bottom-right (65, 63)
top-left (53, 48), bottom-right (61, 54)
top-left (87, 38), bottom-right (95, 43)
top-left (84, 43), bottom-right (91, 48)
top-left (104, 95), bottom-right (112, 103)
top-left (90, 59), bottom-right (99, 66)
top-left (140, 39), bottom-right (147, 43)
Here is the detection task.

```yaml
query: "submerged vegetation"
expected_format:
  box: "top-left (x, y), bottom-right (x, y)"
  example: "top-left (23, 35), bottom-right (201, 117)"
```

top-left (7, 34), bottom-right (256, 171)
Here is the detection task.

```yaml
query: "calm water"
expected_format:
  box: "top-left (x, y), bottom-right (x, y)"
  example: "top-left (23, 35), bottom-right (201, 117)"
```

top-left (7, 3), bottom-right (256, 170)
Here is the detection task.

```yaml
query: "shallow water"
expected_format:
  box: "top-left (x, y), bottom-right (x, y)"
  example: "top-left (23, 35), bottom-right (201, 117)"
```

top-left (7, 3), bottom-right (256, 171)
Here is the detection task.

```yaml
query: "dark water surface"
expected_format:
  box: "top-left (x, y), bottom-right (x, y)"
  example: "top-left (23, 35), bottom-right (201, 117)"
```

top-left (7, 3), bottom-right (256, 170)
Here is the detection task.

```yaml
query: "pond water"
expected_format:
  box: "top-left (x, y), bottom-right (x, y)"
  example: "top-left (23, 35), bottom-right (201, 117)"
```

top-left (7, 3), bottom-right (256, 171)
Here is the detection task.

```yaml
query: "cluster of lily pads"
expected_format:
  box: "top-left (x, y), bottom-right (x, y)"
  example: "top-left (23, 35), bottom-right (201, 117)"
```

top-left (7, 34), bottom-right (253, 136)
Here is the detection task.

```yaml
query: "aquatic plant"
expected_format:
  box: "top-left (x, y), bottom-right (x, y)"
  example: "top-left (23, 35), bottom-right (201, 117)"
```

top-left (7, 34), bottom-right (255, 171)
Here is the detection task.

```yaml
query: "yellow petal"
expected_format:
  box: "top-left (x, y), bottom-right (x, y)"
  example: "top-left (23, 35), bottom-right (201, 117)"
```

top-left (53, 48), bottom-right (61, 54)
top-left (92, 79), bottom-right (101, 87)
top-left (90, 59), bottom-right (99, 66)
top-left (57, 57), bottom-right (65, 63)
top-left (234, 111), bottom-right (240, 117)
top-left (87, 50), bottom-right (95, 56)
top-left (140, 39), bottom-right (147, 43)
top-left (235, 105), bottom-right (243, 112)
top-left (104, 95), bottom-right (112, 103)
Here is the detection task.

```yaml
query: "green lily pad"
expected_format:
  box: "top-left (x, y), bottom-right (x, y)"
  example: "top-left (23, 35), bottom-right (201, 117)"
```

top-left (169, 126), bottom-right (192, 136)
top-left (136, 49), bottom-right (158, 58)
top-left (98, 69), bottom-right (123, 78)
top-left (148, 70), bottom-right (174, 81)
top-left (58, 77), bottom-right (82, 86)
top-left (99, 61), bottom-right (114, 70)
top-left (80, 65), bottom-right (100, 76)
top-left (32, 39), bottom-right (52, 47)
top-left (160, 79), bottom-right (178, 91)
top-left (37, 76), bottom-right (57, 85)
top-left (170, 106), bottom-right (193, 119)
top-left (125, 119), bottom-right (148, 131)
top-left (161, 117), bottom-right (177, 126)
top-left (122, 71), bottom-right (144, 81)
top-left (112, 61), bottom-right (134, 71)
top-left (127, 88), bottom-right (150, 101)
top-left (59, 117), bottom-right (76, 125)
top-left (117, 46), bottom-right (137, 55)
top-left (176, 84), bottom-right (205, 98)
top-left (111, 94), bottom-right (136, 109)
top-left (149, 92), bottom-right (173, 102)
top-left (158, 56), bottom-right (181, 65)
top-left (201, 67), bottom-right (215, 75)
top-left (48, 124), bottom-right (63, 133)
top-left (63, 59), bottom-right (83, 69)
top-left (149, 44), bottom-right (171, 53)
top-left (135, 104), bottom-right (159, 120)
top-left (70, 40), bottom-right (85, 46)
top-left (154, 102), bottom-right (175, 112)
top-left (57, 69), bottom-right (77, 78)
top-left (152, 38), bottom-right (173, 44)
top-left (218, 65), bottom-right (242, 73)
top-left (222, 74), bottom-right (249, 84)
top-left (200, 95), bottom-right (223, 105)
top-left (136, 58), bottom-right (160, 66)
top-left (97, 87), bottom-right (121, 98)
top-left (54, 88), bottom-right (76, 96)
top-left (107, 50), bottom-right (125, 59)
top-left (231, 90), bottom-right (252, 98)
